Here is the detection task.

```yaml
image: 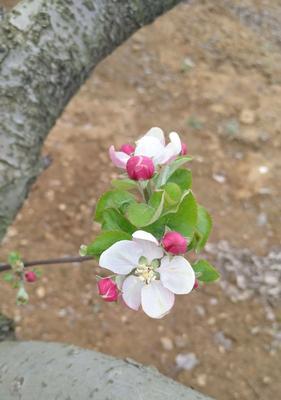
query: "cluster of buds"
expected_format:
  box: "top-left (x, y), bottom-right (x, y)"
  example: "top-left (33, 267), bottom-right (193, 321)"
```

top-left (80, 127), bottom-right (218, 318)
top-left (3, 252), bottom-right (38, 305)
top-left (109, 127), bottom-right (188, 182)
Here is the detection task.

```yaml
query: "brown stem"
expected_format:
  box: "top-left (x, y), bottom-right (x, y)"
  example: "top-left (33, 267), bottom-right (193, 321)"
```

top-left (0, 256), bottom-right (94, 273)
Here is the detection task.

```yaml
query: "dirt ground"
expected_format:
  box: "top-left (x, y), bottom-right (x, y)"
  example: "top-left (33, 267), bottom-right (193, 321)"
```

top-left (1, 1), bottom-right (281, 399)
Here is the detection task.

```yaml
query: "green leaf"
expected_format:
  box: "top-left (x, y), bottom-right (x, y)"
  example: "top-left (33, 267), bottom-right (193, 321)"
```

top-left (189, 205), bottom-right (212, 252)
top-left (3, 273), bottom-right (14, 283)
top-left (95, 190), bottom-right (135, 222)
top-left (126, 203), bottom-right (155, 227)
top-left (167, 168), bottom-right (192, 191)
top-left (111, 179), bottom-right (138, 191)
top-left (127, 192), bottom-right (165, 228)
top-left (85, 231), bottom-right (131, 258)
top-left (8, 251), bottom-right (21, 266)
top-left (163, 182), bottom-right (182, 207)
top-left (193, 259), bottom-right (220, 282)
top-left (102, 208), bottom-right (135, 234)
top-left (167, 191), bottom-right (197, 237)
top-left (156, 156), bottom-right (192, 188)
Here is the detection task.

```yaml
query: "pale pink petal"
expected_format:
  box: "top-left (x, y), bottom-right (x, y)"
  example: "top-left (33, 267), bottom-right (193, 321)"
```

top-left (143, 127), bottom-right (165, 145)
top-left (169, 132), bottom-right (182, 154)
top-left (122, 275), bottom-right (144, 310)
top-left (141, 280), bottom-right (175, 318)
top-left (135, 136), bottom-right (165, 161)
top-left (132, 230), bottom-right (164, 262)
top-left (159, 256), bottom-right (195, 294)
top-left (99, 240), bottom-right (142, 274)
top-left (158, 132), bottom-right (182, 164)
top-left (109, 145), bottom-right (130, 169)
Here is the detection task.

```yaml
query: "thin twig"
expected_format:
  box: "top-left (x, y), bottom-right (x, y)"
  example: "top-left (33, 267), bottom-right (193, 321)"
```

top-left (0, 256), bottom-right (93, 273)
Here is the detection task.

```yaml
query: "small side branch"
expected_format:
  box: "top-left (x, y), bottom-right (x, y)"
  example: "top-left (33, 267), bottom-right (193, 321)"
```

top-left (0, 255), bottom-right (93, 273)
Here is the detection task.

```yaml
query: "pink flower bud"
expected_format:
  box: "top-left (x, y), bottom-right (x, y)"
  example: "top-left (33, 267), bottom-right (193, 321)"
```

top-left (193, 279), bottom-right (199, 290)
top-left (162, 231), bottom-right (187, 254)
top-left (120, 143), bottom-right (135, 155)
top-left (181, 143), bottom-right (187, 155)
top-left (97, 278), bottom-right (118, 302)
top-left (25, 271), bottom-right (37, 283)
top-left (126, 155), bottom-right (155, 181)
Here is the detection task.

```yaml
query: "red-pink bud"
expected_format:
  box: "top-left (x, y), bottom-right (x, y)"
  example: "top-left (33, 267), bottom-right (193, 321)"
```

top-left (193, 279), bottom-right (199, 290)
top-left (181, 143), bottom-right (187, 155)
top-left (25, 271), bottom-right (37, 283)
top-left (126, 155), bottom-right (155, 181)
top-left (97, 278), bottom-right (118, 302)
top-left (120, 143), bottom-right (135, 155)
top-left (162, 231), bottom-right (187, 254)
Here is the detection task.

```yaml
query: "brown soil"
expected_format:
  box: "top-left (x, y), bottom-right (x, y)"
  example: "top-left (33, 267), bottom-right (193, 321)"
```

top-left (1, 1), bottom-right (281, 399)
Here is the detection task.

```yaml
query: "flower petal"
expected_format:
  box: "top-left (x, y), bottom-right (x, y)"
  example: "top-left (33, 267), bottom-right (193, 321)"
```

top-left (143, 127), bottom-right (165, 145)
top-left (169, 132), bottom-right (182, 154)
top-left (141, 280), bottom-right (175, 318)
top-left (135, 136), bottom-right (165, 161)
top-left (132, 230), bottom-right (164, 262)
top-left (109, 145), bottom-right (130, 169)
top-left (122, 275), bottom-right (144, 310)
top-left (158, 132), bottom-right (182, 164)
top-left (99, 240), bottom-right (141, 274)
top-left (159, 256), bottom-right (195, 294)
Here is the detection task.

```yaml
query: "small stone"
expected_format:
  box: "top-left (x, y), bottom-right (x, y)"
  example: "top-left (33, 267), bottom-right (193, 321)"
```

top-left (195, 305), bottom-right (206, 317)
top-left (264, 273), bottom-right (278, 286)
top-left (36, 286), bottom-right (46, 299)
top-left (160, 337), bottom-right (174, 351)
top-left (58, 308), bottom-right (67, 318)
top-left (262, 376), bottom-right (272, 385)
top-left (239, 109), bottom-right (255, 125)
top-left (175, 353), bottom-right (199, 370)
top-left (258, 165), bottom-right (269, 174)
top-left (197, 374), bottom-right (207, 387)
top-left (212, 173), bottom-right (226, 184)
top-left (174, 334), bottom-right (188, 348)
top-left (214, 331), bottom-right (233, 350)
top-left (257, 212), bottom-right (267, 226)
top-left (209, 297), bottom-right (218, 306)
top-left (58, 203), bottom-right (67, 211)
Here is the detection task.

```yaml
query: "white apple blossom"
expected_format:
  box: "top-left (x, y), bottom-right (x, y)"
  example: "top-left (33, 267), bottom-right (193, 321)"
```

top-left (99, 230), bottom-right (195, 318)
top-left (109, 127), bottom-right (183, 170)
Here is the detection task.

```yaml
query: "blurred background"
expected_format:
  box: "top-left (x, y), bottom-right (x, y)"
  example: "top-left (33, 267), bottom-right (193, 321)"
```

top-left (1, 0), bottom-right (281, 399)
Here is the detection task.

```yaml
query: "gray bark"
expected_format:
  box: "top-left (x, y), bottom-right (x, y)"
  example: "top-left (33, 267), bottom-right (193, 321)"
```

top-left (0, 341), bottom-right (212, 400)
top-left (0, 0), bottom-right (182, 242)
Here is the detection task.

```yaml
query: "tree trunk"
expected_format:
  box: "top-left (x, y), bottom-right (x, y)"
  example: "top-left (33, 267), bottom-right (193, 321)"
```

top-left (0, 0), bottom-right (182, 242)
top-left (0, 341), bottom-right (213, 399)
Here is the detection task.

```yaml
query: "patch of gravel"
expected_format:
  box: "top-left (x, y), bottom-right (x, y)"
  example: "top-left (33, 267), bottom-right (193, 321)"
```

top-left (205, 241), bottom-right (281, 306)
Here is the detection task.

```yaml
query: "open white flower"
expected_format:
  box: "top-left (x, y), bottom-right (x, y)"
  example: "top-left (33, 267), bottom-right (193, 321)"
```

top-left (99, 230), bottom-right (195, 318)
top-left (109, 127), bottom-right (183, 169)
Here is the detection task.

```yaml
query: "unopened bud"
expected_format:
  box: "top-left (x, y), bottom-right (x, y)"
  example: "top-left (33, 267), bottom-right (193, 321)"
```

top-left (126, 156), bottom-right (154, 181)
top-left (97, 277), bottom-right (118, 302)
top-left (17, 286), bottom-right (29, 305)
top-left (162, 231), bottom-right (187, 255)
top-left (120, 143), bottom-right (135, 155)
top-left (25, 271), bottom-right (37, 283)
top-left (79, 245), bottom-right (88, 257)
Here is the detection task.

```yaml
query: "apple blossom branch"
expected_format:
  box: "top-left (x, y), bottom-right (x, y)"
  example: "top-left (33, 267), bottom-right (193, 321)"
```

top-left (0, 255), bottom-right (93, 273)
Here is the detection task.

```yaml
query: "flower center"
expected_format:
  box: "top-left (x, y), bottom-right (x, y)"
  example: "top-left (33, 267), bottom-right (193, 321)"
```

top-left (135, 257), bottom-right (160, 284)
